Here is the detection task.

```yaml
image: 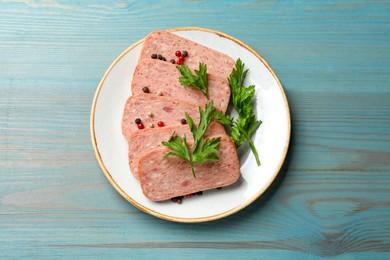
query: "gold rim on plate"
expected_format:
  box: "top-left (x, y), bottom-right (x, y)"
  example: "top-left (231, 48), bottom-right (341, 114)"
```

top-left (90, 27), bottom-right (291, 223)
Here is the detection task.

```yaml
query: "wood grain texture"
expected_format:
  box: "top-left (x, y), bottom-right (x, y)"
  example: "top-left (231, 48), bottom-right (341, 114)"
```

top-left (1, 0), bottom-right (389, 258)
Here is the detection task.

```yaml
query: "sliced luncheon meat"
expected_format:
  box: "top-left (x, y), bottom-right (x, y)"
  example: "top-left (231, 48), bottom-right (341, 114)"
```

top-left (121, 93), bottom-right (202, 140)
top-left (132, 59), bottom-right (231, 113)
top-left (137, 135), bottom-right (240, 201)
top-left (139, 30), bottom-right (235, 80)
top-left (127, 122), bottom-right (226, 178)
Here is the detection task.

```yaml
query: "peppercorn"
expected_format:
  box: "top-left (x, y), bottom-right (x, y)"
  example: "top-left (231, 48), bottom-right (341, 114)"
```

top-left (135, 118), bottom-right (141, 124)
top-left (182, 51), bottom-right (188, 57)
top-left (151, 54), bottom-right (157, 59)
top-left (171, 196), bottom-right (183, 204)
top-left (170, 59), bottom-right (175, 64)
top-left (142, 86), bottom-right (149, 93)
top-left (157, 54), bottom-right (163, 60)
top-left (176, 59), bottom-right (183, 65)
top-left (157, 121), bottom-right (164, 127)
top-left (181, 118), bottom-right (187, 125)
top-left (156, 90), bottom-right (163, 96)
top-left (161, 57), bottom-right (166, 61)
top-left (175, 50), bottom-right (181, 57)
top-left (137, 123), bottom-right (144, 129)
top-left (148, 123), bottom-right (154, 128)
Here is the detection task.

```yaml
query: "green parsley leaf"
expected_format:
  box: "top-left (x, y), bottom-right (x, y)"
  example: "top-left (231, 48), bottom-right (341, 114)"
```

top-left (162, 101), bottom-right (220, 178)
top-left (187, 101), bottom-right (215, 150)
top-left (176, 63), bottom-right (209, 98)
top-left (219, 58), bottom-right (262, 166)
top-left (162, 132), bottom-right (191, 161)
top-left (212, 110), bottom-right (234, 125)
top-left (191, 136), bottom-right (221, 164)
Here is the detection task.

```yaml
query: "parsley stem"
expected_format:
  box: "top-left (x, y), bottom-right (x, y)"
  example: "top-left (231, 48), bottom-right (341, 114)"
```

top-left (238, 124), bottom-right (260, 166)
top-left (247, 136), bottom-right (260, 166)
top-left (190, 160), bottom-right (196, 178)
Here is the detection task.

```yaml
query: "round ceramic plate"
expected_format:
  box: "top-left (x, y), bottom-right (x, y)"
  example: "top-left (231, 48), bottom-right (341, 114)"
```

top-left (91, 27), bottom-right (290, 223)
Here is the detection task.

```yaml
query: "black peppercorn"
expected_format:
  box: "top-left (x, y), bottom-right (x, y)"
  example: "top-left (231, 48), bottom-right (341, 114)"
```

top-left (135, 118), bottom-right (141, 124)
top-left (170, 59), bottom-right (175, 64)
top-left (151, 54), bottom-right (157, 59)
top-left (182, 51), bottom-right (188, 57)
top-left (171, 196), bottom-right (183, 204)
top-left (142, 86), bottom-right (149, 93)
top-left (181, 118), bottom-right (187, 125)
top-left (162, 57), bottom-right (166, 61)
top-left (157, 54), bottom-right (163, 60)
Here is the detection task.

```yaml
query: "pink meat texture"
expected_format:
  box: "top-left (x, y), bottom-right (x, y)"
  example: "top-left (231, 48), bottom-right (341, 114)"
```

top-left (139, 30), bottom-right (235, 80)
top-left (121, 93), bottom-right (202, 140)
top-left (121, 30), bottom-right (242, 201)
top-left (137, 135), bottom-right (240, 201)
top-left (132, 59), bottom-right (231, 113)
top-left (127, 122), bottom-right (226, 178)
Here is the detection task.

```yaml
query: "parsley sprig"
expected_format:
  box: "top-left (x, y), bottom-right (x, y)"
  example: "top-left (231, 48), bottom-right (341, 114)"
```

top-left (162, 101), bottom-right (221, 178)
top-left (176, 63), bottom-right (209, 98)
top-left (215, 59), bottom-right (262, 166)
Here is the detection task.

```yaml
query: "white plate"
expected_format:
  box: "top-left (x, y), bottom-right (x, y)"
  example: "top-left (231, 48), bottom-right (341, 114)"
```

top-left (90, 27), bottom-right (290, 223)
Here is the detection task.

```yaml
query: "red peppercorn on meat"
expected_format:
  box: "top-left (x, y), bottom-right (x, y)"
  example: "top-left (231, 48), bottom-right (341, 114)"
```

top-left (127, 122), bottom-right (226, 178)
top-left (132, 59), bottom-right (231, 113)
top-left (139, 30), bottom-right (235, 80)
top-left (137, 135), bottom-right (240, 201)
top-left (121, 93), bottom-right (202, 140)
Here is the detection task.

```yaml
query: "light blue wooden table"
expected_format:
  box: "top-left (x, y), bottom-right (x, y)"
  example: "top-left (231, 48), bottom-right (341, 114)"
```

top-left (1, 1), bottom-right (389, 259)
